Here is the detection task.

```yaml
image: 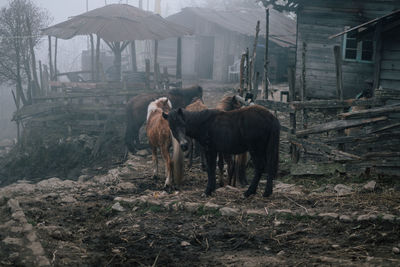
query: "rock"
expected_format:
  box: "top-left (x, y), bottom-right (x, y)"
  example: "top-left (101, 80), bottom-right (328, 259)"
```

top-left (273, 219), bottom-right (283, 226)
top-left (78, 175), bottom-right (91, 183)
top-left (60, 196), bottom-right (77, 203)
top-left (275, 209), bottom-right (292, 214)
top-left (357, 214), bottom-right (377, 221)
top-left (117, 182), bottom-right (136, 191)
top-left (220, 207), bottom-right (239, 216)
top-left (339, 215), bottom-right (352, 222)
top-left (184, 202), bottom-right (201, 212)
top-left (277, 250), bottom-right (285, 256)
top-left (7, 199), bottom-right (22, 213)
top-left (27, 241), bottom-right (45, 256)
top-left (332, 244), bottom-right (340, 249)
top-left (246, 209), bottom-right (266, 216)
top-left (363, 181), bottom-right (376, 191)
top-left (318, 213), bottom-right (339, 219)
top-left (382, 214), bottom-right (396, 222)
top-left (136, 149), bottom-right (149, 156)
top-left (111, 202), bottom-right (125, 212)
top-left (204, 202), bottom-right (220, 210)
top-left (27, 232), bottom-right (38, 242)
top-left (274, 182), bottom-right (303, 195)
top-left (334, 184), bottom-right (353, 196)
top-left (181, 241), bottom-right (191, 247)
top-left (3, 237), bottom-right (23, 246)
top-left (393, 247), bottom-right (400, 254)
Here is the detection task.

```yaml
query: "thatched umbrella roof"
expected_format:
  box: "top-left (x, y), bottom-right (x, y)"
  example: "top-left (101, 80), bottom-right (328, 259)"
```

top-left (42, 4), bottom-right (192, 41)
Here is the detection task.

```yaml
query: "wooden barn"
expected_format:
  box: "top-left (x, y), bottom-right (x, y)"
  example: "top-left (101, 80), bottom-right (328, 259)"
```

top-left (159, 7), bottom-right (296, 83)
top-left (292, 0), bottom-right (400, 99)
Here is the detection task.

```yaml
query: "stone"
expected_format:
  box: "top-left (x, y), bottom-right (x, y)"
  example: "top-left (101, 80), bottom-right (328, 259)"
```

top-left (117, 182), bottom-right (136, 191)
top-left (275, 209), bottom-right (292, 214)
top-left (393, 247), bottom-right (400, 254)
top-left (27, 241), bottom-right (45, 255)
top-left (27, 231), bottom-right (38, 242)
top-left (60, 196), bottom-right (77, 203)
top-left (334, 184), bottom-right (353, 196)
top-left (204, 202), bottom-right (220, 209)
top-left (7, 199), bottom-right (22, 212)
top-left (382, 214), bottom-right (396, 222)
top-left (136, 149), bottom-right (149, 156)
top-left (339, 215), bottom-right (352, 222)
top-left (274, 182), bottom-right (303, 195)
top-left (181, 241), bottom-right (191, 247)
top-left (78, 175), bottom-right (91, 183)
top-left (363, 181), bottom-right (376, 191)
top-left (3, 237), bottom-right (23, 246)
top-left (318, 213), bottom-right (339, 219)
top-left (184, 202), bottom-right (201, 212)
top-left (357, 214), bottom-right (377, 221)
top-left (277, 250), bottom-right (285, 256)
top-left (220, 207), bottom-right (239, 216)
top-left (111, 202), bottom-right (125, 212)
top-left (246, 209), bottom-right (266, 216)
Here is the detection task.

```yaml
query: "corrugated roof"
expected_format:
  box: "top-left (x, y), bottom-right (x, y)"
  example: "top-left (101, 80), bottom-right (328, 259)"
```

top-left (167, 7), bottom-right (296, 47)
top-left (42, 4), bottom-right (192, 41)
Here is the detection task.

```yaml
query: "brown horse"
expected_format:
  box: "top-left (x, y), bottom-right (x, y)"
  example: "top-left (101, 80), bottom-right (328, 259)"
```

top-left (146, 97), bottom-right (184, 188)
top-left (125, 85), bottom-right (203, 153)
top-left (163, 105), bottom-right (280, 197)
top-left (215, 95), bottom-right (247, 187)
top-left (185, 97), bottom-right (208, 170)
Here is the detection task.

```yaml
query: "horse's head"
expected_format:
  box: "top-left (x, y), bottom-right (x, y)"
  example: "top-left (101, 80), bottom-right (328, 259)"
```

top-left (162, 108), bottom-right (189, 151)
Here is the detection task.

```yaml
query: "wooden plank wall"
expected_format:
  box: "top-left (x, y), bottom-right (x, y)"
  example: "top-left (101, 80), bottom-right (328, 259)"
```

top-left (380, 32), bottom-right (400, 92)
top-left (296, 0), bottom-right (400, 100)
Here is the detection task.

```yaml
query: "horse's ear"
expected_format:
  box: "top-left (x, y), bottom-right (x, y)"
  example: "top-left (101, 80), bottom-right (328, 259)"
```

top-left (162, 112), bottom-right (168, 119)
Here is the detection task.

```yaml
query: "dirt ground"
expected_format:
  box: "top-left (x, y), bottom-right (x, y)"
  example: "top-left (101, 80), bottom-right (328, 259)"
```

top-left (0, 83), bottom-right (399, 266)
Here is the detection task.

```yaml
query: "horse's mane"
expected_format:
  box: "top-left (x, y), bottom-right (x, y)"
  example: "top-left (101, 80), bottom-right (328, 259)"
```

top-left (147, 97), bottom-right (171, 121)
top-left (216, 95), bottom-right (239, 111)
top-left (184, 108), bottom-right (219, 125)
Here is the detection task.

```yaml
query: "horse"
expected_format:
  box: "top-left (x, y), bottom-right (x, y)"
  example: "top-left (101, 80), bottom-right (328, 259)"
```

top-left (163, 105), bottom-right (280, 197)
top-left (185, 97), bottom-right (208, 170)
top-left (125, 85), bottom-right (203, 153)
top-left (146, 97), bottom-right (184, 188)
top-left (215, 95), bottom-right (248, 187)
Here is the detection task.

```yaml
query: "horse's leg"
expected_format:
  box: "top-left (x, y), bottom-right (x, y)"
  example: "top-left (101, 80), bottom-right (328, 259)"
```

top-left (199, 143), bottom-right (207, 171)
top-left (205, 150), bottom-right (217, 196)
top-left (161, 143), bottom-right (172, 188)
top-left (224, 154), bottom-right (234, 186)
top-left (244, 151), bottom-right (265, 197)
top-left (238, 153), bottom-right (249, 186)
top-left (217, 152), bottom-right (224, 186)
top-left (151, 146), bottom-right (158, 179)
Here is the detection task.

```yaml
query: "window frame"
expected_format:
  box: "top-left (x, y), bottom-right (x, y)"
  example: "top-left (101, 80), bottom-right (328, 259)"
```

top-left (342, 27), bottom-right (374, 64)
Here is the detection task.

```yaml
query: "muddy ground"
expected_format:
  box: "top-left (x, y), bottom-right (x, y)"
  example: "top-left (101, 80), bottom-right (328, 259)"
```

top-left (0, 84), bottom-right (399, 266)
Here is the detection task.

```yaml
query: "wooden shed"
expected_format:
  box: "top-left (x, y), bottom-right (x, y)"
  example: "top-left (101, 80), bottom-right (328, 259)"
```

top-left (293, 0), bottom-right (400, 99)
top-left (160, 7), bottom-right (296, 82)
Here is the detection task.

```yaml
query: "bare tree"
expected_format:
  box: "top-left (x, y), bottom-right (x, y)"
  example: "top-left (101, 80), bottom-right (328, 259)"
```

top-left (0, 0), bottom-right (50, 108)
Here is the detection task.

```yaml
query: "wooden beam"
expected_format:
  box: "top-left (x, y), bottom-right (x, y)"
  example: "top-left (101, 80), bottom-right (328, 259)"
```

top-left (290, 98), bottom-right (385, 110)
top-left (296, 116), bottom-right (387, 137)
top-left (254, 99), bottom-right (290, 112)
top-left (333, 46), bottom-right (343, 100)
top-left (154, 40), bottom-right (159, 89)
top-left (372, 21), bottom-right (383, 92)
top-left (338, 103), bottom-right (400, 119)
top-left (48, 36), bottom-right (53, 81)
top-left (95, 35), bottom-right (101, 82)
top-left (176, 37), bottom-right (182, 82)
top-left (90, 34), bottom-right (95, 81)
top-left (263, 8), bottom-right (269, 100)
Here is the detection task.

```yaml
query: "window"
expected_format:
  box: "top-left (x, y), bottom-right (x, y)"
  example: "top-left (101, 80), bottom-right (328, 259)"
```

top-left (343, 29), bottom-right (373, 62)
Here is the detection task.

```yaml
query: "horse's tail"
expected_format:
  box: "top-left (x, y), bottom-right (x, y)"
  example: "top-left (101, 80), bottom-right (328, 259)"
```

top-left (266, 118), bottom-right (281, 180)
top-left (172, 135), bottom-right (184, 184)
top-left (125, 104), bottom-right (136, 153)
top-left (233, 153), bottom-right (248, 186)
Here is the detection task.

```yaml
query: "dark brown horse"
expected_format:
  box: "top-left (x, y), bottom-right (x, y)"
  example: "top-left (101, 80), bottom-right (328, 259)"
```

top-left (215, 95), bottom-right (244, 187)
top-left (163, 105), bottom-right (280, 197)
top-left (125, 85), bottom-right (203, 153)
top-left (185, 97), bottom-right (208, 170)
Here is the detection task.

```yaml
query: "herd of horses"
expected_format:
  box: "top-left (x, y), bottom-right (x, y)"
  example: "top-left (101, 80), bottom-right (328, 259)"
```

top-left (125, 85), bottom-right (281, 197)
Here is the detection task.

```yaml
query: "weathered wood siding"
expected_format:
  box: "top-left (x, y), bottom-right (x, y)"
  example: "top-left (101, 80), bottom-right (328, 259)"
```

top-left (296, 0), bottom-right (400, 99)
top-left (380, 32), bottom-right (400, 91)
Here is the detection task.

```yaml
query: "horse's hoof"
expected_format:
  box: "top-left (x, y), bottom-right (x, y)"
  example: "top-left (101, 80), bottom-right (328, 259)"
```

top-left (243, 190), bottom-right (254, 198)
top-left (263, 191), bottom-right (272, 198)
top-left (202, 191), bottom-right (212, 198)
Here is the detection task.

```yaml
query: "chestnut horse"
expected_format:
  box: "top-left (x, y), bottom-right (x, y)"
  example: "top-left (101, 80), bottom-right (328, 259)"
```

top-left (125, 85), bottom-right (203, 153)
top-left (215, 95), bottom-right (247, 187)
top-left (146, 97), bottom-right (184, 188)
top-left (163, 105), bottom-right (280, 197)
top-left (185, 97), bottom-right (208, 170)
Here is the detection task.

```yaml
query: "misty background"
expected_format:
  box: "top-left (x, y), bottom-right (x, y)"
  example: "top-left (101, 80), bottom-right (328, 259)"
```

top-left (0, 0), bottom-right (262, 141)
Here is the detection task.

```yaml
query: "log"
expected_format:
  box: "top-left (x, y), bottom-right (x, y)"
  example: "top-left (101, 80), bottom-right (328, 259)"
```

top-left (325, 131), bottom-right (400, 145)
top-left (295, 116), bottom-right (387, 137)
top-left (338, 103), bottom-right (400, 119)
top-left (290, 98), bottom-right (385, 111)
top-left (263, 9), bottom-right (269, 100)
top-left (254, 99), bottom-right (290, 112)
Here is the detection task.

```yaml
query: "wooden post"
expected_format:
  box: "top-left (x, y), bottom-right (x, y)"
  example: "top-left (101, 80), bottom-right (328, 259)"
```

top-left (288, 67), bottom-right (295, 102)
top-left (154, 40), bottom-right (159, 89)
top-left (372, 22), bottom-right (383, 93)
top-left (145, 59), bottom-right (150, 90)
top-left (90, 34), bottom-right (95, 81)
top-left (239, 53), bottom-right (246, 97)
top-left (131, 41), bottom-right (137, 73)
top-left (254, 71), bottom-right (260, 100)
top-left (48, 36), bottom-right (53, 81)
top-left (176, 37), bottom-right (182, 86)
top-left (264, 8), bottom-right (269, 100)
top-left (96, 35), bottom-right (101, 81)
top-left (39, 60), bottom-right (43, 95)
top-left (163, 66), bottom-right (169, 89)
top-left (249, 20), bottom-right (260, 99)
top-left (333, 45), bottom-right (343, 101)
top-left (245, 48), bottom-right (249, 94)
top-left (301, 42), bottom-right (308, 130)
top-left (54, 37), bottom-right (58, 81)
top-left (333, 45), bottom-right (344, 150)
